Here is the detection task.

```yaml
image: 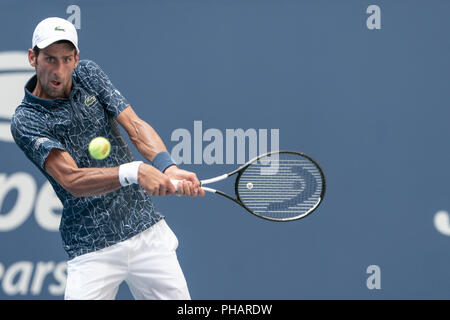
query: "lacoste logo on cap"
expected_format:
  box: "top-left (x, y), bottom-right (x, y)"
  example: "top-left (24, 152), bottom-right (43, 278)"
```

top-left (54, 26), bottom-right (65, 32)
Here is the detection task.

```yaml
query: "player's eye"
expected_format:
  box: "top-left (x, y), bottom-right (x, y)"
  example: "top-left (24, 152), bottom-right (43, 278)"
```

top-left (45, 57), bottom-right (56, 63)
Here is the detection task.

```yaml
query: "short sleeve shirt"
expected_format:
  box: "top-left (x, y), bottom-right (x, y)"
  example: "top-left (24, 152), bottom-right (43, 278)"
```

top-left (10, 60), bottom-right (163, 260)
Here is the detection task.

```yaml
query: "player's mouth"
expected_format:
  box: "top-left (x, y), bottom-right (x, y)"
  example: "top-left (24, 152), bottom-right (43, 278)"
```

top-left (50, 80), bottom-right (62, 88)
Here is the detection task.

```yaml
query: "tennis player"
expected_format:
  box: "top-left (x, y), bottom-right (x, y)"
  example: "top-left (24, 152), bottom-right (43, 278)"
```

top-left (10, 17), bottom-right (204, 300)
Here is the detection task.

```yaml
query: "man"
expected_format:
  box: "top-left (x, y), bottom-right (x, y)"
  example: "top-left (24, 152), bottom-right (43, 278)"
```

top-left (10, 17), bottom-right (204, 300)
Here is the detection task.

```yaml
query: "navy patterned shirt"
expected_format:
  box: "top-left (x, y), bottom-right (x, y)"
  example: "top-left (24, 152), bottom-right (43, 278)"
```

top-left (10, 60), bottom-right (163, 260)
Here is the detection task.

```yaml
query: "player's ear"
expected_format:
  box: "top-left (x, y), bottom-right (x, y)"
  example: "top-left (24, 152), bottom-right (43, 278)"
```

top-left (28, 48), bottom-right (37, 68)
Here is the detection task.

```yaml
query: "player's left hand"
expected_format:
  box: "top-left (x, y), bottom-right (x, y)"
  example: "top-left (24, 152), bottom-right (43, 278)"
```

top-left (164, 166), bottom-right (205, 197)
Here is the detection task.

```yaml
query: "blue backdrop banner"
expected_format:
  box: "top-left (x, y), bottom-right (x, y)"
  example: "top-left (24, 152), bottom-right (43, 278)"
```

top-left (0, 0), bottom-right (449, 299)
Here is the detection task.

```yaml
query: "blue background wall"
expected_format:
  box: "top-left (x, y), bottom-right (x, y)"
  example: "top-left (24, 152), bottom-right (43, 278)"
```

top-left (0, 0), bottom-right (449, 299)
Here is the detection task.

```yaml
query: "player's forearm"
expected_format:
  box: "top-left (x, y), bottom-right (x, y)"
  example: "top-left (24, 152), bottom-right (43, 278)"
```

top-left (127, 117), bottom-right (168, 161)
top-left (116, 106), bottom-right (169, 162)
top-left (61, 166), bottom-right (122, 197)
top-left (45, 149), bottom-right (122, 197)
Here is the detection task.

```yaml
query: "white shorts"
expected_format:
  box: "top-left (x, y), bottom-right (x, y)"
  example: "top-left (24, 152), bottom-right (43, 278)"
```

top-left (64, 219), bottom-right (190, 300)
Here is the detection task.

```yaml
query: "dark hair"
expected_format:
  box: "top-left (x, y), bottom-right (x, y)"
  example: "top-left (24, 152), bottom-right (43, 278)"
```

top-left (33, 40), bottom-right (77, 59)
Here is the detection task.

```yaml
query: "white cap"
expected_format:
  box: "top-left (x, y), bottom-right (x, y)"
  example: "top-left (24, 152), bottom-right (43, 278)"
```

top-left (32, 17), bottom-right (79, 51)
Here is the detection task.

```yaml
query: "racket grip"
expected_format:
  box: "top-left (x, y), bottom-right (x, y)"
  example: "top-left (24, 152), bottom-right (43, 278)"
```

top-left (171, 179), bottom-right (214, 193)
top-left (170, 179), bottom-right (180, 191)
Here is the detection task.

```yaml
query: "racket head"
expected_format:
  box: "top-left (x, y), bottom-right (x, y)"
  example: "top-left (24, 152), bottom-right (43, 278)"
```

top-left (235, 150), bottom-right (326, 222)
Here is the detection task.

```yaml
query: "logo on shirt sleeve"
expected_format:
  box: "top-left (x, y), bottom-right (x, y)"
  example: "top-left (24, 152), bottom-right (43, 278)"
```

top-left (34, 137), bottom-right (50, 150)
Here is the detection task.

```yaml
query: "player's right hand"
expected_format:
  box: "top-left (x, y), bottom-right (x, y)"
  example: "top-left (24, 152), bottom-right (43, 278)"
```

top-left (137, 163), bottom-right (176, 196)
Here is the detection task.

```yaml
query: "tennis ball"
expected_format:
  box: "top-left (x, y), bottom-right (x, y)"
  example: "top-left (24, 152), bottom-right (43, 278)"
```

top-left (89, 137), bottom-right (111, 160)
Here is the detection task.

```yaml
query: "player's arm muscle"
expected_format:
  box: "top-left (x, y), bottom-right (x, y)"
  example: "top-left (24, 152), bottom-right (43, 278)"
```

top-left (115, 105), bottom-right (168, 162)
top-left (115, 105), bottom-right (202, 197)
top-left (44, 149), bottom-right (121, 197)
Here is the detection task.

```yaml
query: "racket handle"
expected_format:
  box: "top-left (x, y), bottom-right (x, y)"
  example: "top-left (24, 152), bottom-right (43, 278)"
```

top-left (171, 179), bottom-right (180, 191)
top-left (170, 179), bottom-right (215, 193)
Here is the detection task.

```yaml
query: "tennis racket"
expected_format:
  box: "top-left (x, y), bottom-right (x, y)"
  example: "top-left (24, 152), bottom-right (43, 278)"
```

top-left (172, 150), bottom-right (326, 222)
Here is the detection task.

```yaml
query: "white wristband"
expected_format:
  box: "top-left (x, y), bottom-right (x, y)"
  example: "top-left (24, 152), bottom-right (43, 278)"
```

top-left (119, 161), bottom-right (143, 186)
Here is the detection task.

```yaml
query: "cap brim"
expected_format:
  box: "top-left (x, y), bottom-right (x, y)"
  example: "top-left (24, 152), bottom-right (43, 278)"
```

top-left (36, 35), bottom-right (79, 52)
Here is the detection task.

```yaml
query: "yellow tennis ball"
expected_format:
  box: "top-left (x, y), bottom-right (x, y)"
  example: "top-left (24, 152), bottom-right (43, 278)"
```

top-left (89, 137), bottom-right (111, 160)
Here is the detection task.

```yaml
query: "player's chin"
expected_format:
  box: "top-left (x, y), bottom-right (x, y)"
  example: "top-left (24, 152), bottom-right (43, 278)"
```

top-left (45, 86), bottom-right (66, 98)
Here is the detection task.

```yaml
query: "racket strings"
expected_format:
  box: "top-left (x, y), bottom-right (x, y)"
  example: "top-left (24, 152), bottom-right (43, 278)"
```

top-left (237, 155), bottom-right (324, 221)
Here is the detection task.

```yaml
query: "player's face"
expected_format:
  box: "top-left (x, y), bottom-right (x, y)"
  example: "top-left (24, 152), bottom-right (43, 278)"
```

top-left (31, 43), bottom-right (79, 99)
